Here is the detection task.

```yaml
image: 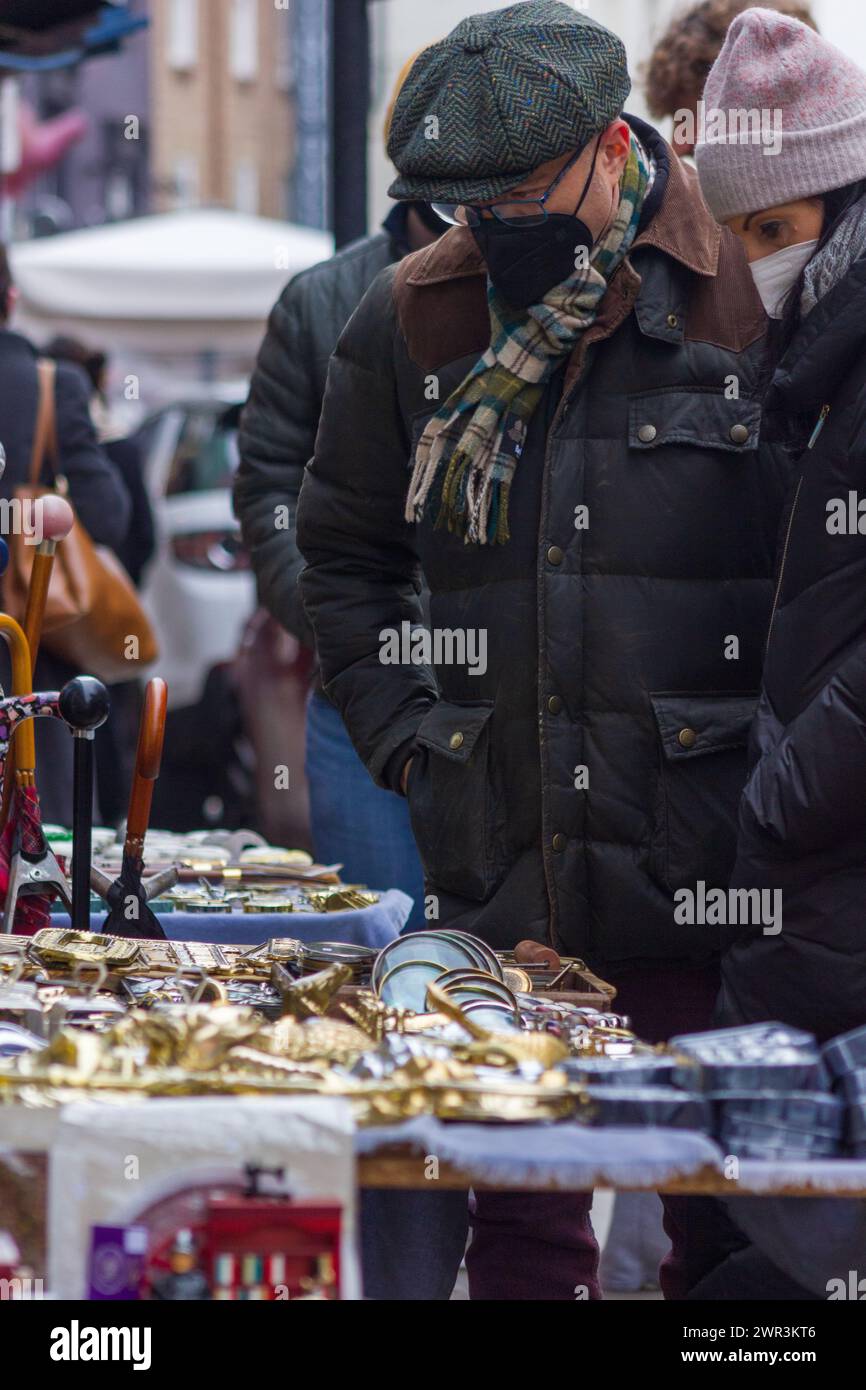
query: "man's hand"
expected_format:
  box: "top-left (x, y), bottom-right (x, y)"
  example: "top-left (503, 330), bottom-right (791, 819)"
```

top-left (400, 757), bottom-right (414, 795)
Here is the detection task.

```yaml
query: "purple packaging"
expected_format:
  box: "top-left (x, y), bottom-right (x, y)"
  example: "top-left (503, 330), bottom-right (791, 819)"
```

top-left (87, 1224), bottom-right (148, 1300)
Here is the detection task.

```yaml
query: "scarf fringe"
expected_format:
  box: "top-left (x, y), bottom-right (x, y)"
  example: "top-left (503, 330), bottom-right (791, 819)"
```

top-left (407, 132), bottom-right (651, 545)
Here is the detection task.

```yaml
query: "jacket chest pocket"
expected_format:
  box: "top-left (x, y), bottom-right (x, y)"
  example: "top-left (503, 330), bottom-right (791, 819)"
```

top-left (406, 699), bottom-right (504, 902)
top-left (628, 389), bottom-right (761, 453)
top-left (648, 692), bottom-right (756, 893)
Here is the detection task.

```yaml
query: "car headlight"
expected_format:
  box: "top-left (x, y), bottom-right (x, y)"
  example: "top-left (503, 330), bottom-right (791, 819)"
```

top-left (170, 531), bottom-right (250, 572)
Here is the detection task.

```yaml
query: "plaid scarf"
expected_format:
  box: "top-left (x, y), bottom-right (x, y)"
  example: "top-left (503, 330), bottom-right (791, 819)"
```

top-left (406, 132), bottom-right (651, 545)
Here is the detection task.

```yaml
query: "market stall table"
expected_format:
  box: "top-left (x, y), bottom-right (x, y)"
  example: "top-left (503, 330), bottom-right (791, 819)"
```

top-left (355, 1119), bottom-right (866, 1196)
top-left (46, 887), bottom-right (411, 949)
top-left (4, 925), bottom-right (866, 1304)
top-left (6, 1106), bottom-right (866, 1205)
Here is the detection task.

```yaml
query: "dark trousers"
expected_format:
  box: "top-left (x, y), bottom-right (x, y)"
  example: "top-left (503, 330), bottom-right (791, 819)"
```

top-left (466, 962), bottom-right (722, 1300)
top-left (360, 1188), bottom-right (469, 1300)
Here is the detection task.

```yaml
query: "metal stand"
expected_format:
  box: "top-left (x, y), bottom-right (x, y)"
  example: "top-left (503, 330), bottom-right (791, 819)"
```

top-left (70, 729), bottom-right (95, 933)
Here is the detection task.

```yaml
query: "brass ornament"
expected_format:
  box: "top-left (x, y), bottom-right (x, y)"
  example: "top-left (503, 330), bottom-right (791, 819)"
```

top-left (271, 962), bottom-right (352, 1019)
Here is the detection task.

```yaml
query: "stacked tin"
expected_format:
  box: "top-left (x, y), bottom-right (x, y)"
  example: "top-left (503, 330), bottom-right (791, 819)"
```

top-left (822, 1024), bottom-right (866, 1158)
top-left (672, 1023), bottom-right (844, 1160)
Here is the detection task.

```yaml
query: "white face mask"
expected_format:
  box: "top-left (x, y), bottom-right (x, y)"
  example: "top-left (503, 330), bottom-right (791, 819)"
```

top-left (749, 238), bottom-right (819, 318)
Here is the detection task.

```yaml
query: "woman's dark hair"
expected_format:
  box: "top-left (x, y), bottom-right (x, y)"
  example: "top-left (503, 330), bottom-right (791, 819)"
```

top-left (44, 334), bottom-right (108, 395)
top-left (775, 179), bottom-right (866, 352)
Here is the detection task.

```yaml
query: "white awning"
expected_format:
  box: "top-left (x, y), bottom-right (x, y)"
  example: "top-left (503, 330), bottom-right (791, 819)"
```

top-left (9, 207), bottom-right (333, 357)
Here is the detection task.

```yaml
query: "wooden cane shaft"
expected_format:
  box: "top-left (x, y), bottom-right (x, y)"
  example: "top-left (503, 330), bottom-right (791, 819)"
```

top-left (125, 678), bottom-right (167, 851)
top-left (22, 546), bottom-right (55, 668)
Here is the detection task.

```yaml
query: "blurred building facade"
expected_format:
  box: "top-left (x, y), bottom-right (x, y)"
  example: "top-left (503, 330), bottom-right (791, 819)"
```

top-left (12, 0), bottom-right (860, 243)
top-left (148, 0), bottom-right (296, 218)
top-left (15, 0), bottom-right (318, 236)
top-left (18, 0), bottom-right (150, 234)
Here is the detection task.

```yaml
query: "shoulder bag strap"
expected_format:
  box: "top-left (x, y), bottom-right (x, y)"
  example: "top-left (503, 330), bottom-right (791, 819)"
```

top-left (29, 358), bottom-right (59, 488)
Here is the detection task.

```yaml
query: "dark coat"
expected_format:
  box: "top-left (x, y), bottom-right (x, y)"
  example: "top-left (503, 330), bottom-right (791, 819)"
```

top-left (235, 226), bottom-right (404, 646)
top-left (0, 328), bottom-right (132, 824)
top-left (720, 253), bottom-right (866, 1042)
top-left (0, 329), bottom-right (131, 541)
top-left (297, 120), bottom-right (793, 970)
top-left (104, 433), bottom-right (155, 587)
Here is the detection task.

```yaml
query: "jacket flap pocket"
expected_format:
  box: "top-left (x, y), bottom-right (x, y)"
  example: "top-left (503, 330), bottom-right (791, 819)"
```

top-left (650, 693), bottom-right (757, 761)
top-left (629, 390), bottom-right (761, 453)
top-left (415, 700), bottom-right (494, 763)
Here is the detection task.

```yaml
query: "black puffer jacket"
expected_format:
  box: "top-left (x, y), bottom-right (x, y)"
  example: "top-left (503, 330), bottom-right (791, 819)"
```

top-left (298, 121), bottom-right (793, 970)
top-left (720, 254), bottom-right (866, 1042)
top-left (235, 224), bottom-right (405, 646)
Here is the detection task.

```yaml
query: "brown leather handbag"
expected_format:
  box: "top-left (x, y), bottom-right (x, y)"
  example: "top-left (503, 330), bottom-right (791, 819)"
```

top-left (3, 359), bottom-right (158, 683)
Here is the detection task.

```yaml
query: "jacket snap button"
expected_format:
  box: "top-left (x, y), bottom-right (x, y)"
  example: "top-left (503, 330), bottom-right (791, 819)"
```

top-left (552, 833), bottom-right (567, 852)
top-left (677, 727), bottom-right (697, 749)
top-left (449, 731), bottom-right (464, 750)
top-left (666, 313), bottom-right (678, 328)
top-left (729, 423), bottom-right (749, 444)
top-left (637, 424), bottom-right (657, 443)
top-left (547, 695), bottom-right (562, 714)
top-left (547, 545), bottom-right (564, 565)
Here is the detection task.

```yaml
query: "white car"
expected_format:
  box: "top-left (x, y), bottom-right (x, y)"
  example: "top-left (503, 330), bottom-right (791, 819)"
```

top-left (134, 391), bottom-right (255, 711)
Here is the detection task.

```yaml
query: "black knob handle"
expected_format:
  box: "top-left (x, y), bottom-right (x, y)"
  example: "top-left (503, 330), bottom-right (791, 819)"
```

top-left (59, 676), bottom-right (110, 732)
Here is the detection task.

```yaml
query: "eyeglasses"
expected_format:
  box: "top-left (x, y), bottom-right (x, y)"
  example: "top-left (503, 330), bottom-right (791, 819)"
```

top-left (432, 144), bottom-right (588, 229)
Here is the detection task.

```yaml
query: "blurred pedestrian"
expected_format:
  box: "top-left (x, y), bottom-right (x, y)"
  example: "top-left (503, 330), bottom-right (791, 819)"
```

top-left (44, 334), bottom-right (155, 827)
top-left (645, 0), bottom-right (816, 159)
top-left (0, 247), bottom-right (131, 825)
top-left (235, 52), bottom-right (446, 930)
top-left (235, 54), bottom-right (468, 1303)
top-left (44, 335), bottom-right (154, 585)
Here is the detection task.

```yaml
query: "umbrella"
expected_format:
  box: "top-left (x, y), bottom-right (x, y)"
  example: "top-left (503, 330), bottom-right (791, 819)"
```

top-left (0, 494), bottom-right (75, 834)
top-left (0, 615), bottom-right (69, 932)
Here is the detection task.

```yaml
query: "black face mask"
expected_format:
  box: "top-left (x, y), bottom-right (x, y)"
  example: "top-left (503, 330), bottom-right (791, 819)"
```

top-left (470, 141), bottom-right (603, 309)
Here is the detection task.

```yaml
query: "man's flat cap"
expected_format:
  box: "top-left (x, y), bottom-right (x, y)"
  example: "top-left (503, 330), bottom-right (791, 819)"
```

top-left (387, 1), bottom-right (630, 204)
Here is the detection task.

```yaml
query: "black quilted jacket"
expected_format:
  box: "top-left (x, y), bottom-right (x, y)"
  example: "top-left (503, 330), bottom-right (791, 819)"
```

top-left (720, 253), bottom-right (866, 1041)
top-left (235, 222), bottom-right (405, 645)
top-left (297, 122), bottom-right (794, 970)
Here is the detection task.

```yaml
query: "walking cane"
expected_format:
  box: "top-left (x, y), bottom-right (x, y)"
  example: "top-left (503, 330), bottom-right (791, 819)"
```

top-left (58, 676), bottom-right (110, 933)
top-left (91, 677), bottom-right (171, 940)
top-left (0, 494), bottom-right (75, 834)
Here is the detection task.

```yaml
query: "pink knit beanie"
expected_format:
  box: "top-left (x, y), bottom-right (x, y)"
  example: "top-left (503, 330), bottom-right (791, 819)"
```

top-left (694, 7), bottom-right (866, 222)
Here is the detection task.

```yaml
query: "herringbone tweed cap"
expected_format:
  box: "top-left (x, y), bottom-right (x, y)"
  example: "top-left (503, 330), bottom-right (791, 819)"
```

top-left (387, 1), bottom-right (630, 203)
